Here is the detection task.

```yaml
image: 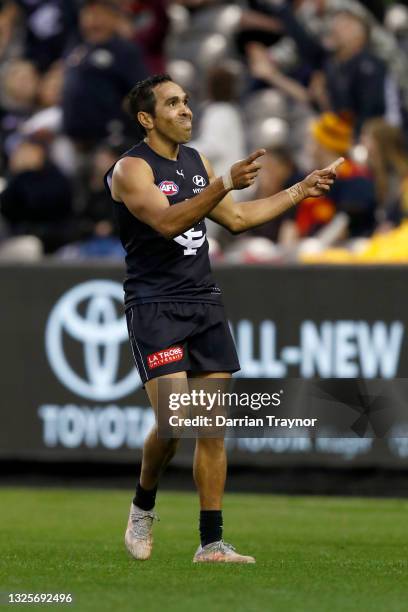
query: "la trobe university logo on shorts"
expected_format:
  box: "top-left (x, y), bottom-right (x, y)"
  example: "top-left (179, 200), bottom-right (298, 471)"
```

top-left (45, 280), bottom-right (141, 401)
top-left (147, 346), bottom-right (184, 369)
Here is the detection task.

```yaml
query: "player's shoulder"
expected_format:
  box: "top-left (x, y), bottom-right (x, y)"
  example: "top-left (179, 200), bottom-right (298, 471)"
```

top-left (115, 155), bottom-right (151, 173)
top-left (113, 155), bottom-right (154, 191)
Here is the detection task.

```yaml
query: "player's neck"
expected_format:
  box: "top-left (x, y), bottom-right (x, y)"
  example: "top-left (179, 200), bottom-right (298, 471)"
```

top-left (144, 135), bottom-right (179, 161)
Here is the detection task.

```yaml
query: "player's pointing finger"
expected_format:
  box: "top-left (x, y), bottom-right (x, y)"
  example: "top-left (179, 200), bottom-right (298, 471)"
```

top-left (329, 157), bottom-right (345, 172)
top-left (320, 157), bottom-right (345, 175)
top-left (317, 157), bottom-right (345, 178)
top-left (246, 149), bottom-right (266, 164)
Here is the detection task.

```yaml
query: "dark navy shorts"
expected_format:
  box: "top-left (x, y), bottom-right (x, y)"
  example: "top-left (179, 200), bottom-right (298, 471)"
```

top-left (125, 302), bottom-right (240, 384)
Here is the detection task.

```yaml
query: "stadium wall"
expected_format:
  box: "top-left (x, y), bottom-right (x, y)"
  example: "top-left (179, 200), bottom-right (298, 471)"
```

top-left (1, 262), bottom-right (408, 472)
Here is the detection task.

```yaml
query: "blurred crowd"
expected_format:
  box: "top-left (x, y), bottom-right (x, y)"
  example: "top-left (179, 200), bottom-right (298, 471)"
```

top-left (1, 0), bottom-right (408, 263)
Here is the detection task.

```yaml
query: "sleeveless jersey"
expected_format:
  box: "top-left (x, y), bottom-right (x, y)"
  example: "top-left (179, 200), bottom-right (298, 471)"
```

top-left (104, 140), bottom-right (222, 308)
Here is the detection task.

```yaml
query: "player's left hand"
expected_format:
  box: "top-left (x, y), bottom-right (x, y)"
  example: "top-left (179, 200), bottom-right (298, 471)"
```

top-left (303, 157), bottom-right (344, 198)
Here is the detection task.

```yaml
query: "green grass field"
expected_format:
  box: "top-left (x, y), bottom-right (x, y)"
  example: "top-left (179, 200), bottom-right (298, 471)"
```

top-left (1, 488), bottom-right (408, 611)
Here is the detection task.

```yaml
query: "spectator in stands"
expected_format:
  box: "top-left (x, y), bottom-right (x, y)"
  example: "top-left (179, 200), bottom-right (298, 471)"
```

top-left (255, 3), bottom-right (388, 133)
top-left (235, 0), bottom-right (283, 55)
top-left (56, 219), bottom-right (125, 260)
top-left (297, 112), bottom-right (377, 237)
top-left (0, 0), bottom-right (78, 72)
top-left (80, 145), bottom-right (119, 236)
top-left (189, 64), bottom-right (246, 177)
top-left (38, 62), bottom-right (64, 110)
top-left (189, 64), bottom-right (246, 240)
top-left (361, 118), bottom-right (408, 227)
top-left (118, 0), bottom-right (170, 74)
top-left (56, 144), bottom-right (124, 260)
top-left (250, 147), bottom-right (303, 246)
top-left (246, 42), bottom-right (311, 106)
top-left (19, 62), bottom-right (78, 177)
top-left (62, 0), bottom-right (148, 150)
top-left (0, 59), bottom-right (39, 169)
top-left (289, 0), bottom-right (408, 134)
top-left (19, 62), bottom-right (64, 139)
top-left (0, 139), bottom-right (75, 253)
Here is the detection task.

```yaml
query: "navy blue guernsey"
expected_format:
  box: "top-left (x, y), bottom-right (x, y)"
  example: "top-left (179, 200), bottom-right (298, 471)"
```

top-left (104, 140), bottom-right (222, 309)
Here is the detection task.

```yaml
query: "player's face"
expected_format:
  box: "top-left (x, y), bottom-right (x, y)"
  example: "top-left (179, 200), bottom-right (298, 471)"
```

top-left (151, 81), bottom-right (193, 144)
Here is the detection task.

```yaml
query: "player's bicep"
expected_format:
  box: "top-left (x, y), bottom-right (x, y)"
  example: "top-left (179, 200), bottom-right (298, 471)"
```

top-left (112, 157), bottom-right (170, 232)
top-left (122, 182), bottom-right (170, 230)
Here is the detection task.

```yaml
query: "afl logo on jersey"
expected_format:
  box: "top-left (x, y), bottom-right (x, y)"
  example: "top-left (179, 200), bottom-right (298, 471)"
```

top-left (159, 180), bottom-right (179, 196)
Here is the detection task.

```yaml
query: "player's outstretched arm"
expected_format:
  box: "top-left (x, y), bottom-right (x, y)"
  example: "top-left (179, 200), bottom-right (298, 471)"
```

top-left (206, 156), bottom-right (345, 233)
top-left (111, 151), bottom-right (265, 239)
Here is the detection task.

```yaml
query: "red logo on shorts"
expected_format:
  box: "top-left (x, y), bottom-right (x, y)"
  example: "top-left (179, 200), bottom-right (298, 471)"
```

top-left (147, 346), bottom-right (184, 369)
top-left (159, 180), bottom-right (179, 196)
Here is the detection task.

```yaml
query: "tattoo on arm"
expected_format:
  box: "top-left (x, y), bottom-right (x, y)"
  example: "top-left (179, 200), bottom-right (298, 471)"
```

top-left (285, 182), bottom-right (307, 206)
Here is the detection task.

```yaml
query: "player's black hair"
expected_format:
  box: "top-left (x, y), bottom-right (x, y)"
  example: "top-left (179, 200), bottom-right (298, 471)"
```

top-left (127, 74), bottom-right (173, 136)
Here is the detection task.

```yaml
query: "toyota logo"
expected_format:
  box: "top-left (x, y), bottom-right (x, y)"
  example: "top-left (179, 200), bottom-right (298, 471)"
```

top-left (193, 175), bottom-right (206, 187)
top-left (45, 280), bottom-right (141, 401)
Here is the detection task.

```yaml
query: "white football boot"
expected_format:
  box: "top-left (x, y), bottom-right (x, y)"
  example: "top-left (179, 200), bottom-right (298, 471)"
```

top-left (125, 502), bottom-right (159, 560)
top-left (193, 540), bottom-right (256, 564)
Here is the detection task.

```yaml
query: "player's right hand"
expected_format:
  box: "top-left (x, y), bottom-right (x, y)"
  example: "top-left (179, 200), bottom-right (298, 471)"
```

top-left (230, 149), bottom-right (266, 190)
top-left (302, 157), bottom-right (344, 198)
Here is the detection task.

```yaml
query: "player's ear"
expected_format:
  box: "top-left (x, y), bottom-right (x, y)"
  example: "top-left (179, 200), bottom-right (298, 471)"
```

top-left (137, 111), bottom-right (154, 132)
